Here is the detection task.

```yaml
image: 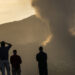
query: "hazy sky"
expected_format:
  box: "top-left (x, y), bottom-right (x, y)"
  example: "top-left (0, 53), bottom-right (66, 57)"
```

top-left (0, 0), bottom-right (35, 24)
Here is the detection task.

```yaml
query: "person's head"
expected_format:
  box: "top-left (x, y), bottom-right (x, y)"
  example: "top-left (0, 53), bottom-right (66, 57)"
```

top-left (39, 46), bottom-right (43, 52)
top-left (1, 41), bottom-right (5, 47)
top-left (13, 50), bottom-right (17, 55)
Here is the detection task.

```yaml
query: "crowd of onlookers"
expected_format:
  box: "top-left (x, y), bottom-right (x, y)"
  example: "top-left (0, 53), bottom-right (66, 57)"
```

top-left (0, 41), bottom-right (48, 75)
top-left (0, 41), bottom-right (22, 75)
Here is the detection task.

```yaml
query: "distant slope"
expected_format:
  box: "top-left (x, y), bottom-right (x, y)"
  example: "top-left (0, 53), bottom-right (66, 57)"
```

top-left (0, 15), bottom-right (50, 45)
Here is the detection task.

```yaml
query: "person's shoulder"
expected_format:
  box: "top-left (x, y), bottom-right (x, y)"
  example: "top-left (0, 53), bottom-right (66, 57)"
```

top-left (37, 53), bottom-right (40, 56)
top-left (43, 52), bottom-right (47, 55)
top-left (10, 55), bottom-right (14, 58)
top-left (17, 55), bottom-right (21, 58)
top-left (36, 53), bottom-right (40, 57)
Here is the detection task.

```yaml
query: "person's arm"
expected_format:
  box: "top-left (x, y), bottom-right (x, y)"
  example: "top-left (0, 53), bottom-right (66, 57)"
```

top-left (5, 42), bottom-right (12, 48)
top-left (10, 56), bottom-right (13, 64)
top-left (45, 53), bottom-right (47, 61)
top-left (36, 54), bottom-right (39, 61)
top-left (0, 42), bottom-right (1, 47)
top-left (19, 56), bottom-right (22, 64)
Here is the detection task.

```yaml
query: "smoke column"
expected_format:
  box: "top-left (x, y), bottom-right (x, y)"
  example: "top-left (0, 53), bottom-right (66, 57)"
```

top-left (31, 0), bottom-right (75, 75)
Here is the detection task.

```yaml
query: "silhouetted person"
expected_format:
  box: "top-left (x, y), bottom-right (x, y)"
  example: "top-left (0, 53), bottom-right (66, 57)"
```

top-left (10, 50), bottom-right (22, 75)
top-left (0, 41), bottom-right (12, 75)
top-left (36, 46), bottom-right (48, 75)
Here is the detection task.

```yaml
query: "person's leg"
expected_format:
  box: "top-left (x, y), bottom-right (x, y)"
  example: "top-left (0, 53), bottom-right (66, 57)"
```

top-left (44, 65), bottom-right (48, 75)
top-left (44, 68), bottom-right (48, 75)
top-left (16, 68), bottom-right (21, 75)
top-left (12, 68), bottom-right (16, 75)
top-left (0, 60), bottom-right (2, 70)
top-left (39, 67), bottom-right (43, 75)
top-left (1, 66), bottom-right (5, 75)
top-left (5, 61), bottom-right (10, 75)
top-left (1, 61), bottom-right (5, 75)
top-left (17, 71), bottom-right (21, 75)
top-left (0, 60), bottom-right (2, 73)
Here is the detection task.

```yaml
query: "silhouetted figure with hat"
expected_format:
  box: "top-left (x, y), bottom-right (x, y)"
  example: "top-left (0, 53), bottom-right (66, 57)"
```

top-left (36, 46), bottom-right (48, 75)
top-left (0, 41), bottom-right (12, 75)
top-left (10, 50), bottom-right (22, 75)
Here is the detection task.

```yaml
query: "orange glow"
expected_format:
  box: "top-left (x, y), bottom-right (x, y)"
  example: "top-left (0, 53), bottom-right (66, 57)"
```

top-left (41, 35), bottom-right (53, 46)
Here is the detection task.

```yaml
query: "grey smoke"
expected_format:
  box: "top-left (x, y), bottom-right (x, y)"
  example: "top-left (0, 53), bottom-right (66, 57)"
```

top-left (32, 0), bottom-right (75, 75)
top-left (32, 0), bottom-right (75, 34)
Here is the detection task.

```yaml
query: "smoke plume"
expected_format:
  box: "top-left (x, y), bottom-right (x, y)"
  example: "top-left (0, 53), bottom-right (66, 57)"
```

top-left (32, 0), bottom-right (75, 75)
top-left (32, 0), bottom-right (75, 34)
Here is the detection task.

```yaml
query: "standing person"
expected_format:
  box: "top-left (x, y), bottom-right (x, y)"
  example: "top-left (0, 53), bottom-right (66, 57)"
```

top-left (10, 50), bottom-right (22, 75)
top-left (36, 46), bottom-right (48, 75)
top-left (0, 41), bottom-right (12, 75)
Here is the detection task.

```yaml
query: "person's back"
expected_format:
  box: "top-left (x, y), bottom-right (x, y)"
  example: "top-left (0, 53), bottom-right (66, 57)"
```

top-left (36, 51), bottom-right (47, 65)
top-left (36, 46), bottom-right (48, 75)
top-left (10, 54), bottom-right (22, 69)
top-left (10, 50), bottom-right (22, 75)
top-left (0, 41), bottom-right (12, 75)
top-left (0, 46), bottom-right (11, 60)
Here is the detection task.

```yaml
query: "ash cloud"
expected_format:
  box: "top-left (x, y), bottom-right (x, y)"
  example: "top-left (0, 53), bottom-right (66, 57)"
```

top-left (32, 0), bottom-right (75, 75)
top-left (32, 0), bottom-right (75, 34)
